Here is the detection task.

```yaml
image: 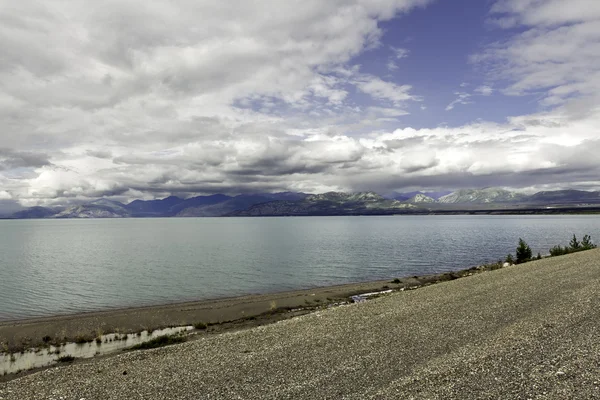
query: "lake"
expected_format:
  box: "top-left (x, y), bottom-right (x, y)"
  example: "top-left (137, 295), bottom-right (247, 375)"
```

top-left (0, 215), bottom-right (598, 321)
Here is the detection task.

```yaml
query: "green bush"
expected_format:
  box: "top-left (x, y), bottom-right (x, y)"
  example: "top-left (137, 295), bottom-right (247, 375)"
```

top-left (549, 233), bottom-right (596, 257)
top-left (515, 238), bottom-right (532, 264)
top-left (504, 233), bottom-right (595, 266)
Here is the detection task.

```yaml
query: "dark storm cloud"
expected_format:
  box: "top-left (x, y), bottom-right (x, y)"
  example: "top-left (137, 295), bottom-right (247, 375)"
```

top-left (401, 157), bottom-right (440, 173)
top-left (0, 149), bottom-right (51, 170)
top-left (86, 150), bottom-right (113, 159)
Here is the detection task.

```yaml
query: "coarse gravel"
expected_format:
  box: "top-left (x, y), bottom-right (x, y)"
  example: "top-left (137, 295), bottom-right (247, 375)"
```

top-left (1, 249), bottom-right (599, 399)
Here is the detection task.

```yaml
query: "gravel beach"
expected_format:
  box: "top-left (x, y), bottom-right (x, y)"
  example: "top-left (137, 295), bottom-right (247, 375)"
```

top-left (2, 249), bottom-right (599, 399)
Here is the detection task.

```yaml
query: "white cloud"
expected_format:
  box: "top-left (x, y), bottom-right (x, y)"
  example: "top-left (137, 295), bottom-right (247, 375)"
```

top-left (490, 0), bottom-right (600, 27)
top-left (474, 85), bottom-right (494, 96)
top-left (445, 92), bottom-right (472, 111)
top-left (354, 75), bottom-right (418, 106)
top-left (387, 46), bottom-right (409, 71)
top-left (391, 47), bottom-right (410, 59)
top-left (475, 0), bottom-right (600, 108)
top-left (387, 60), bottom-right (399, 71)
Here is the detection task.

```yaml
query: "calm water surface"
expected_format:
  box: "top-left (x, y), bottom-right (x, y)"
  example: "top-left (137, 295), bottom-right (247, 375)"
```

top-left (0, 215), bottom-right (598, 321)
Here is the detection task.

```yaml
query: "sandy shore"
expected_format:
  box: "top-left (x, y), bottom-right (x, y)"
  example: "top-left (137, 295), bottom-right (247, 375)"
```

top-left (0, 269), bottom-right (474, 354)
top-left (2, 249), bottom-right (599, 398)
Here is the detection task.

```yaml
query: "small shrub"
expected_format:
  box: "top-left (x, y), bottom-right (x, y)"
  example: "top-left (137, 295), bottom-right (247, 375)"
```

top-left (129, 335), bottom-right (186, 350)
top-left (488, 261), bottom-right (503, 270)
top-left (505, 254), bottom-right (515, 265)
top-left (549, 245), bottom-right (567, 257)
top-left (536, 252), bottom-right (542, 260)
top-left (42, 335), bottom-right (52, 343)
top-left (74, 335), bottom-right (88, 344)
top-left (194, 322), bottom-right (207, 330)
top-left (391, 278), bottom-right (401, 284)
top-left (515, 238), bottom-right (532, 264)
top-left (57, 355), bottom-right (75, 363)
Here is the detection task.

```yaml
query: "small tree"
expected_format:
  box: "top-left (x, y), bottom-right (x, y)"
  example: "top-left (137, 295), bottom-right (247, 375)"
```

top-left (581, 234), bottom-right (596, 250)
top-left (515, 238), bottom-right (532, 264)
top-left (536, 252), bottom-right (542, 260)
top-left (569, 234), bottom-right (580, 251)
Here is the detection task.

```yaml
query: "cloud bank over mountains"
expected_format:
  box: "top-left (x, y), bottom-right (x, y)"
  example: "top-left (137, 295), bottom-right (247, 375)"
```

top-left (0, 0), bottom-right (599, 211)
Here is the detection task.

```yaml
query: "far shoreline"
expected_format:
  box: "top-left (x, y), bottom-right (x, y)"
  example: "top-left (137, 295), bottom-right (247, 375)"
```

top-left (2, 206), bottom-right (600, 220)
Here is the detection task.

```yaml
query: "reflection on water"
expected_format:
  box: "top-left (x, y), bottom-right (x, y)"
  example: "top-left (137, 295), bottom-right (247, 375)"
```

top-left (0, 326), bottom-right (193, 376)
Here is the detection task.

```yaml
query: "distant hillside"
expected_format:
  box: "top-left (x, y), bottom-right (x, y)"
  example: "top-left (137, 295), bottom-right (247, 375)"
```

top-left (125, 196), bottom-right (186, 217)
top-left (234, 192), bottom-right (415, 216)
top-left (256, 192), bottom-right (309, 201)
top-left (55, 199), bottom-right (130, 218)
top-left (174, 193), bottom-right (309, 217)
top-left (526, 190), bottom-right (600, 204)
top-left (8, 188), bottom-right (600, 218)
top-left (438, 188), bottom-right (526, 204)
top-left (392, 191), bottom-right (451, 201)
top-left (406, 194), bottom-right (436, 203)
top-left (176, 194), bottom-right (275, 217)
top-left (10, 206), bottom-right (59, 219)
top-left (164, 194), bottom-right (233, 216)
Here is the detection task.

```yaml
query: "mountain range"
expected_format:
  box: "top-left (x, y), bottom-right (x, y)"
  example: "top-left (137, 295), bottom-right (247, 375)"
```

top-left (6, 188), bottom-right (600, 219)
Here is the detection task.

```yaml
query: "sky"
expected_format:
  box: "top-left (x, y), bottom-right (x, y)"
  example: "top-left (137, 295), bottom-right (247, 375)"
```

top-left (1, 0), bottom-right (600, 212)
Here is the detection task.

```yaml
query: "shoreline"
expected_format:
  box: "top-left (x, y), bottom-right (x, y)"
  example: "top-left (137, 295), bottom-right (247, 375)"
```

top-left (0, 264), bottom-right (492, 357)
top-left (3, 207), bottom-right (600, 221)
top-left (3, 249), bottom-right (598, 397)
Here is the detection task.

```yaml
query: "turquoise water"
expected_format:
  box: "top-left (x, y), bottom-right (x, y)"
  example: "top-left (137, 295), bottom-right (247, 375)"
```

top-left (0, 215), bottom-right (598, 321)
